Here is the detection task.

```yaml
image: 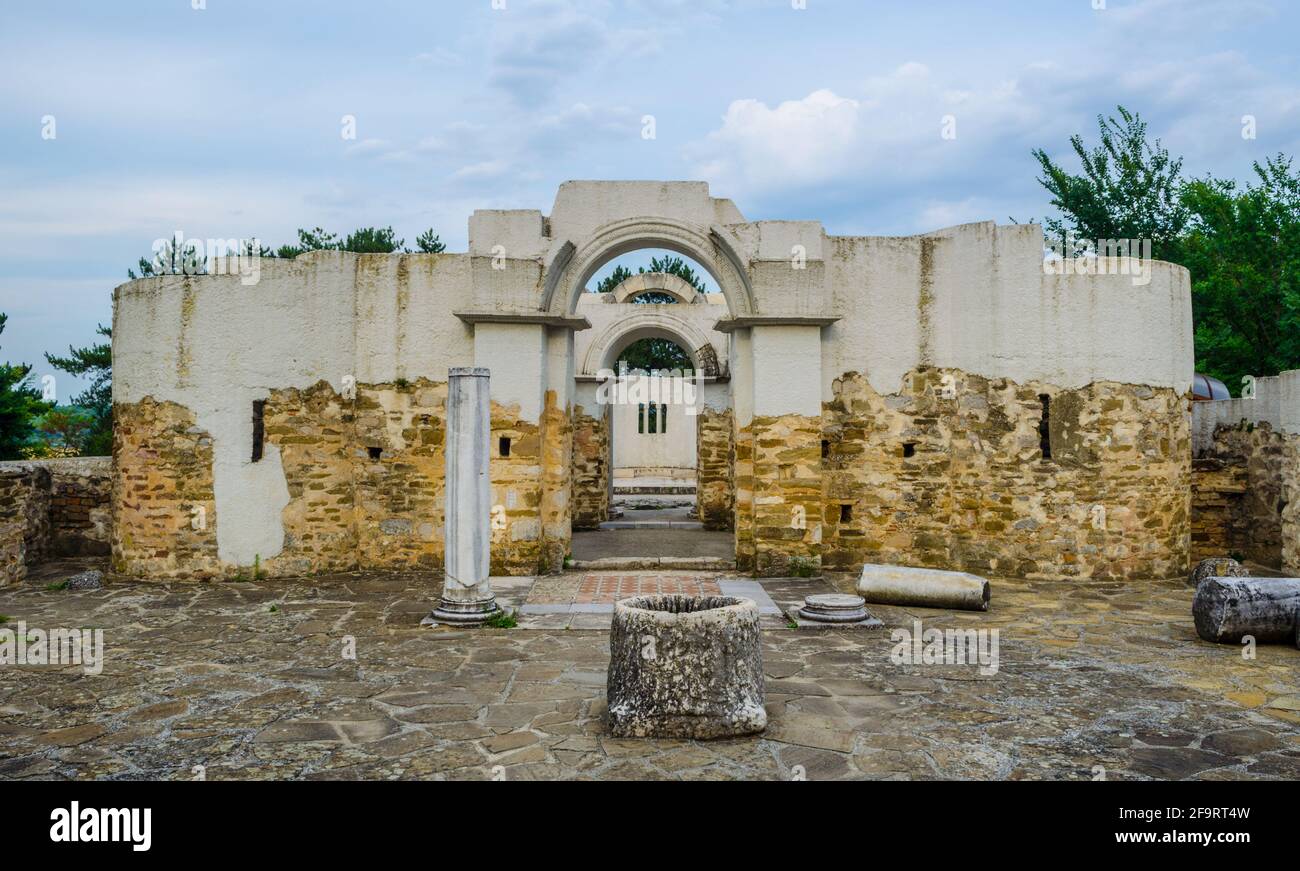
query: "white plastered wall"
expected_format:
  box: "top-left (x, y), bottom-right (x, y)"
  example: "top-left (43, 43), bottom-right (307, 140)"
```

top-left (113, 252), bottom-right (475, 567)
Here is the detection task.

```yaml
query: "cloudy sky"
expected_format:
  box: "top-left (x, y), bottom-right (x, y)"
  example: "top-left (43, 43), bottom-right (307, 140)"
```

top-left (2, 0), bottom-right (1298, 393)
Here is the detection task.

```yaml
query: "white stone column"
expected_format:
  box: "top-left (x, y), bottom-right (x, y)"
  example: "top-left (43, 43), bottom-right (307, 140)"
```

top-left (428, 367), bottom-right (499, 624)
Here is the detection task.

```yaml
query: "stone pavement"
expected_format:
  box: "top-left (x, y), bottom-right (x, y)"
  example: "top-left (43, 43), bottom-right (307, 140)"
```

top-left (2, 561), bottom-right (1299, 780)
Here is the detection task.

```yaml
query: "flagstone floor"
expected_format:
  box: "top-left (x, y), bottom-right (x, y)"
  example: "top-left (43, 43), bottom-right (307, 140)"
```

top-left (1, 561), bottom-right (1299, 781)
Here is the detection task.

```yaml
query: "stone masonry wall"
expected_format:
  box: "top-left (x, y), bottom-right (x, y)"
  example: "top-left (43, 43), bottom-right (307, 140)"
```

top-left (820, 369), bottom-right (1190, 581)
top-left (696, 407), bottom-right (734, 531)
top-left (571, 405), bottom-right (608, 530)
top-left (115, 381), bottom-right (570, 579)
top-left (0, 464), bottom-right (51, 585)
top-left (112, 398), bottom-right (219, 578)
top-left (47, 458), bottom-right (112, 556)
top-left (351, 380), bottom-right (448, 572)
top-left (488, 402), bottom-right (546, 576)
top-left (1283, 434), bottom-right (1300, 574)
top-left (539, 389), bottom-right (573, 574)
top-left (733, 424), bottom-right (755, 573)
top-left (1190, 422), bottom-right (1286, 568)
top-left (751, 414), bottom-right (823, 577)
top-left (1190, 458), bottom-right (1247, 563)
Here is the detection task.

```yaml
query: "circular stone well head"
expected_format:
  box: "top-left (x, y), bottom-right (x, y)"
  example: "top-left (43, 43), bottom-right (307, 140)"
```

top-left (617, 594), bottom-right (749, 616)
top-left (606, 594), bottom-right (766, 739)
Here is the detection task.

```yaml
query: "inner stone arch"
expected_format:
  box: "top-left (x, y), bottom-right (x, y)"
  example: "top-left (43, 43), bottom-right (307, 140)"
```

top-left (542, 217), bottom-right (755, 320)
top-left (607, 272), bottom-right (701, 305)
top-left (581, 310), bottom-right (722, 378)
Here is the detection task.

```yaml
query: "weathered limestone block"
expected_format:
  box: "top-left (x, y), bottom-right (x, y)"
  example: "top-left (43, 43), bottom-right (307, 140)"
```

top-left (857, 563), bottom-right (991, 611)
top-left (1193, 576), bottom-right (1300, 643)
top-left (1188, 556), bottom-right (1247, 588)
top-left (606, 595), bottom-right (766, 739)
top-left (696, 407), bottom-right (734, 531)
top-left (570, 405), bottom-right (609, 530)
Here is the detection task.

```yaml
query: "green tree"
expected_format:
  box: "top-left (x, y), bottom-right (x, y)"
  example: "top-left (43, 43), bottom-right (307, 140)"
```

top-left (595, 265), bottom-right (635, 294)
top-left (0, 313), bottom-right (53, 459)
top-left (1032, 106), bottom-right (1189, 261)
top-left (127, 237), bottom-right (207, 279)
top-left (1180, 155), bottom-right (1300, 393)
top-left (342, 226), bottom-right (404, 253)
top-left (45, 324), bottom-right (112, 456)
top-left (415, 229), bottom-right (446, 253)
top-left (616, 338), bottom-right (692, 374)
top-left (643, 254), bottom-right (708, 293)
top-left (37, 407), bottom-right (96, 454)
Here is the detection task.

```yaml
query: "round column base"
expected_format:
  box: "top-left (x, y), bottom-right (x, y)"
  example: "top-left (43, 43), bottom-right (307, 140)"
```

top-left (425, 596), bottom-right (500, 626)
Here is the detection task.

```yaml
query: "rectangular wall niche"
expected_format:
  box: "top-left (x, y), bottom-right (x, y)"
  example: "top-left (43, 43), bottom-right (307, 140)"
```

top-left (1038, 394), bottom-right (1052, 460)
top-left (251, 400), bottom-right (266, 462)
top-left (499, 436), bottom-right (512, 457)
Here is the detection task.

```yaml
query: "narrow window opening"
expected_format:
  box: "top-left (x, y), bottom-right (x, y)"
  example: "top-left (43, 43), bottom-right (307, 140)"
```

top-left (1038, 393), bottom-right (1052, 460)
top-left (251, 400), bottom-right (266, 462)
top-left (367, 446), bottom-right (382, 461)
top-left (902, 442), bottom-right (916, 458)
top-left (840, 504), bottom-right (853, 523)
top-left (659, 403), bottom-right (667, 434)
top-left (647, 402), bottom-right (659, 434)
top-left (821, 439), bottom-right (830, 459)
top-left (499, 436), bottom-right (511, 457)
top-left (638, 403), bottom-right (646, 434)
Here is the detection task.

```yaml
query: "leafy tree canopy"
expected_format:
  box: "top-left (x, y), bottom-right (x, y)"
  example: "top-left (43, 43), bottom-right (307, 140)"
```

top-left (1033, 106), bottom-right (1300, 394)
top-left (45, 324), bottom-right (111, 456)
top-left (0, 313), bottom-right (53, 459)
top-left (1033, 106), bottom-right (1189, 262)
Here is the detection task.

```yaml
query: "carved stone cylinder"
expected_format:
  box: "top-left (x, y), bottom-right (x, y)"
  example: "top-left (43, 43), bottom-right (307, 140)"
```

top-left (606, 595), bottom-right (766, 739)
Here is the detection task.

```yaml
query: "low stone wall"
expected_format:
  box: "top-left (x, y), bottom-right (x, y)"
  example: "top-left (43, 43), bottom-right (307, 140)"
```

top-left (0, 457), bottom-right (111, 584)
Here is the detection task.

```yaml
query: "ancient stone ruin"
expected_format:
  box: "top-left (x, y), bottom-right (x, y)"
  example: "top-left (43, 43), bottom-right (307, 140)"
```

top-left (104, 180), bottom-right (1226, 583)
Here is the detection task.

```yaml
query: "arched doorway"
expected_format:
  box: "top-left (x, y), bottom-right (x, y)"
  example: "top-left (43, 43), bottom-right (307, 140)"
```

top-left (567, 253), bottom-right (737, 567)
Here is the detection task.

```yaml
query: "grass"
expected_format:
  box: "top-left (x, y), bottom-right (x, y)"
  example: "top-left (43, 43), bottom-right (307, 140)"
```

top-left (788, 556), bottom-right (818, 578)
top-left (44, 581), bottom-right (68, 591)
top-left (0, 614), bottom-right (10, 625)
top-left (268, 604), bottom-right (279, 613)
top-left (482, 609), bottom-right (518, 629)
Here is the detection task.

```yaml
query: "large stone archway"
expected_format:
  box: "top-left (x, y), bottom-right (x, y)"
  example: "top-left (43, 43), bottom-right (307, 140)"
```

top-left (569, 278), bottom-right (735, 535)
top-left (541, 216), bottom-right (757, 320)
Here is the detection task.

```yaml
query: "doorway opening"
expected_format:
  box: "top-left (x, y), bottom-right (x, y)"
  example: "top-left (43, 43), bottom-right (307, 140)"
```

top-left (568, 247), bottom-right (735, 567)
